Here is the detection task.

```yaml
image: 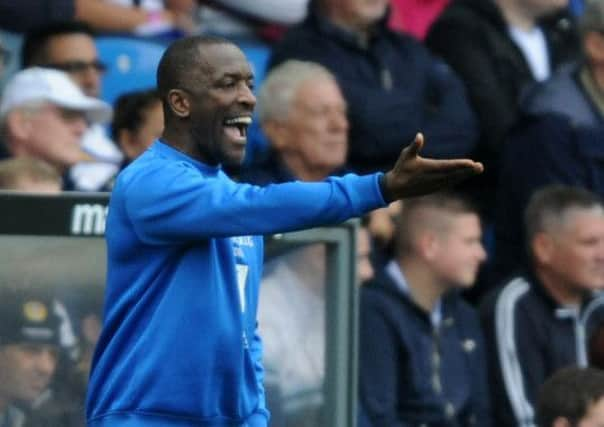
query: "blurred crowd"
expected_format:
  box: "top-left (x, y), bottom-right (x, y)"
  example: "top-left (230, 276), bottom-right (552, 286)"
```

top-left (1, 0), bottom-right (604, 426)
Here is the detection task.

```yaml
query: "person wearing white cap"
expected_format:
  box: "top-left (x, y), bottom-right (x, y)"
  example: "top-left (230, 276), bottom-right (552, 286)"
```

top-left (22, 21), bottom-right (123, 191)
top-left (0, 67), bottom-right (112, 185)
top-left (0, 287), bottom-right (81, 427)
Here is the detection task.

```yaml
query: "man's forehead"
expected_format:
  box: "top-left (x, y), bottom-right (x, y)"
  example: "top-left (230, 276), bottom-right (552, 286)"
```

top-left (295, 77), bottom-right (344, 105)
top-left (563, 206), bottom-right (604, 224)
top-left (45, 34), bottom-right (98, 60)
top-left (0, 343), bottom-right (57, 360)
top-left (546, 206), bottom-right (604, 235)
top-left (47, 33), bottom-right (96, 50)
top-left (196, 43), bottom-right (253, 79)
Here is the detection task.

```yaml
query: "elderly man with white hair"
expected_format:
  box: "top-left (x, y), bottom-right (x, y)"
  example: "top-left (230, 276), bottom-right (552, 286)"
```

top-left (242, 60), bottom-right (348, 184)
top-left (0, 67), bottom-right (111, 189)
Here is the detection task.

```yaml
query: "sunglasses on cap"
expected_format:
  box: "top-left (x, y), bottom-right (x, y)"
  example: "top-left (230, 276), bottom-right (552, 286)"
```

top-left (45, 60), bottom-right (107, 74)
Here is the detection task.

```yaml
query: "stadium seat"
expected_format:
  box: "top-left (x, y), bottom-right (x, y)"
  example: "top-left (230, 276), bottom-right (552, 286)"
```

top-left (569, 0), bottom-right (585, 15)
top-left (96, 36), bottom-right (167, 105)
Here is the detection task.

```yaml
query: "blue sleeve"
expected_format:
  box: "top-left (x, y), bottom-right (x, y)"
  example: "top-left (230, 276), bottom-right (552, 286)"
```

top-left (248, 325), bottom-right (269, 427)
top-left (121, 161), bottom-right (386, 244)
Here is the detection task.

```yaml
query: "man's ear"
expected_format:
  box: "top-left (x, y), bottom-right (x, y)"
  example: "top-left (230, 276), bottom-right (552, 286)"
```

top-left (532, 233), bottom-right (553, 265)
top-left (5, 110), bottom-right (32, 142)
top-left (167, 89), bottom-right (190, 118)
top-left (418, 232), bottom-right (438, 261)
top-left (552, 416), bottom-right (572, 427)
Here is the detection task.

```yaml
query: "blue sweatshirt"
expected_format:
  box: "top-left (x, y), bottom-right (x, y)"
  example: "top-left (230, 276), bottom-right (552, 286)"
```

top-left (86, 140), bottom-right (386, 426)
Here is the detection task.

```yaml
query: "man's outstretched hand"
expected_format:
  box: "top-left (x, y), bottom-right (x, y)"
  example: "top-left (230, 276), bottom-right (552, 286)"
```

top-left (382, 133), bottom-right (484, 202)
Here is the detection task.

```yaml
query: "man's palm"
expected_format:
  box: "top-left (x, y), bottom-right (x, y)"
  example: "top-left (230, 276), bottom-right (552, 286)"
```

top-left (383, 133), bottom-right (483, 200)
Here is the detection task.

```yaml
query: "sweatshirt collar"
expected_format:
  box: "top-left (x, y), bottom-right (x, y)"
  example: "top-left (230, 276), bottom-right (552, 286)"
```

top-left (152, 139), bottom-right (221, 175)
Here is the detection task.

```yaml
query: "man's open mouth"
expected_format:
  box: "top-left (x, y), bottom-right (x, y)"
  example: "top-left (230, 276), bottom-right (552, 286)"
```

top-left (223, 116), bottom-right (252, 139)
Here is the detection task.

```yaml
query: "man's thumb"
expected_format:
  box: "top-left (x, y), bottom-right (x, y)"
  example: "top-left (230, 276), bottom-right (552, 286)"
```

top-left (404, 132), bottom-right (424, 159)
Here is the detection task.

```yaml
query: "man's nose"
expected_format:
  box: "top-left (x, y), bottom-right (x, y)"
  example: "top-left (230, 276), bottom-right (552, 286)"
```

top-left (238, 83), bottom-right (256, 109)
top-left (329, 110), bottom-right (349, 132)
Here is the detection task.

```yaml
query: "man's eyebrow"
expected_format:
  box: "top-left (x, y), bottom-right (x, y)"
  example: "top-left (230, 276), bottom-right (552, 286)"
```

top-left (220, 71), bottom-right (255, 80)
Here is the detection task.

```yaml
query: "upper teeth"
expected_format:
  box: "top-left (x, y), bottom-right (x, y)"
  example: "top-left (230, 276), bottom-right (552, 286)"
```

top-left (224, 117), bottom-right (252, 126)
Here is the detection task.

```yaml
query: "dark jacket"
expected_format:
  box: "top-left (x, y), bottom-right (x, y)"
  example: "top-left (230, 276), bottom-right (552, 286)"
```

top-left (269, 4), bottom-right (478, 174)
top-left (239, 149), bottom-right (350, 186)
top-left (480, 274), bottom-right (604, 427)
top-left (425, 0), bottom-right (578, 218)
top-left (239, 149), bottom-right (346, 186)
top-left (0, 0), bottom-right (75, 32)
top-left (359, 265), bottom-right (492, 427)
top-left (426, 0), bottom-right (579, 156)
top-left (493, 63), bottom-right (604, 282)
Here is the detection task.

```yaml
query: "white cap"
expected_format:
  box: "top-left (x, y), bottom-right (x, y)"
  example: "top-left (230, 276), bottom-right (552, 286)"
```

top-left (0, 67), bottom-right (112, 124)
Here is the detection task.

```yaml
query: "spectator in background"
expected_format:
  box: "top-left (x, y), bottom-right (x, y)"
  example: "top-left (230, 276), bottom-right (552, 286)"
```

top-left (242, 59), bottom-right (398, 266)
top-left (426, 0), bottom-right (578, 219)
top-left (481, 186), bottom-right (604, 427)
top-left (269, 0), bottom-right (478, 175)
top-left (22, 21), bottom-right (122, 191)
top-left (365, 200), bottom-right (403, 270)
top-left (0, 157), bottom-right (62, 192)
top-left (0, 1), bottom-right (196, 91)
top-left (22, 22), bottom-right (104, 98)
top-left (242, 60), bottom-right (348, 184)
top-left (359, 193), bottom-right (491, 426)
top-left (494, 0), bottom-right (604, 283)
top-left (537, 367), bottom-right (604, 427)
top-left (357, 225), bottom-right (375, 286)
top-left (57, 286), bottom-right (105, 426)
top-left (388, 0), bottom-right (450, 40)
top-left (257, 243), bottom-right (328, 427)
top-left (0, 0), bottom-right (194, 36)
top-left (111, 88), bottom-right (163, 165)
top-left (0, 67), bottom-right (112, 188)
top-left (102, 0), bottom-right (198, 36)
top-left (196, 0), bottom-right (309, 41)
top-left (0, 288), bottom-right (79, 426)
top-left (257, 224), bottom-right (374, 427)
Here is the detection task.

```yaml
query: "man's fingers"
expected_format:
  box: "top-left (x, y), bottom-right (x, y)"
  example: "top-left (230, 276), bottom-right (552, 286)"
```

top-left (418, 157), bottom-right (484, 174)
top-left (402, 133), bottom-right (424, 159)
